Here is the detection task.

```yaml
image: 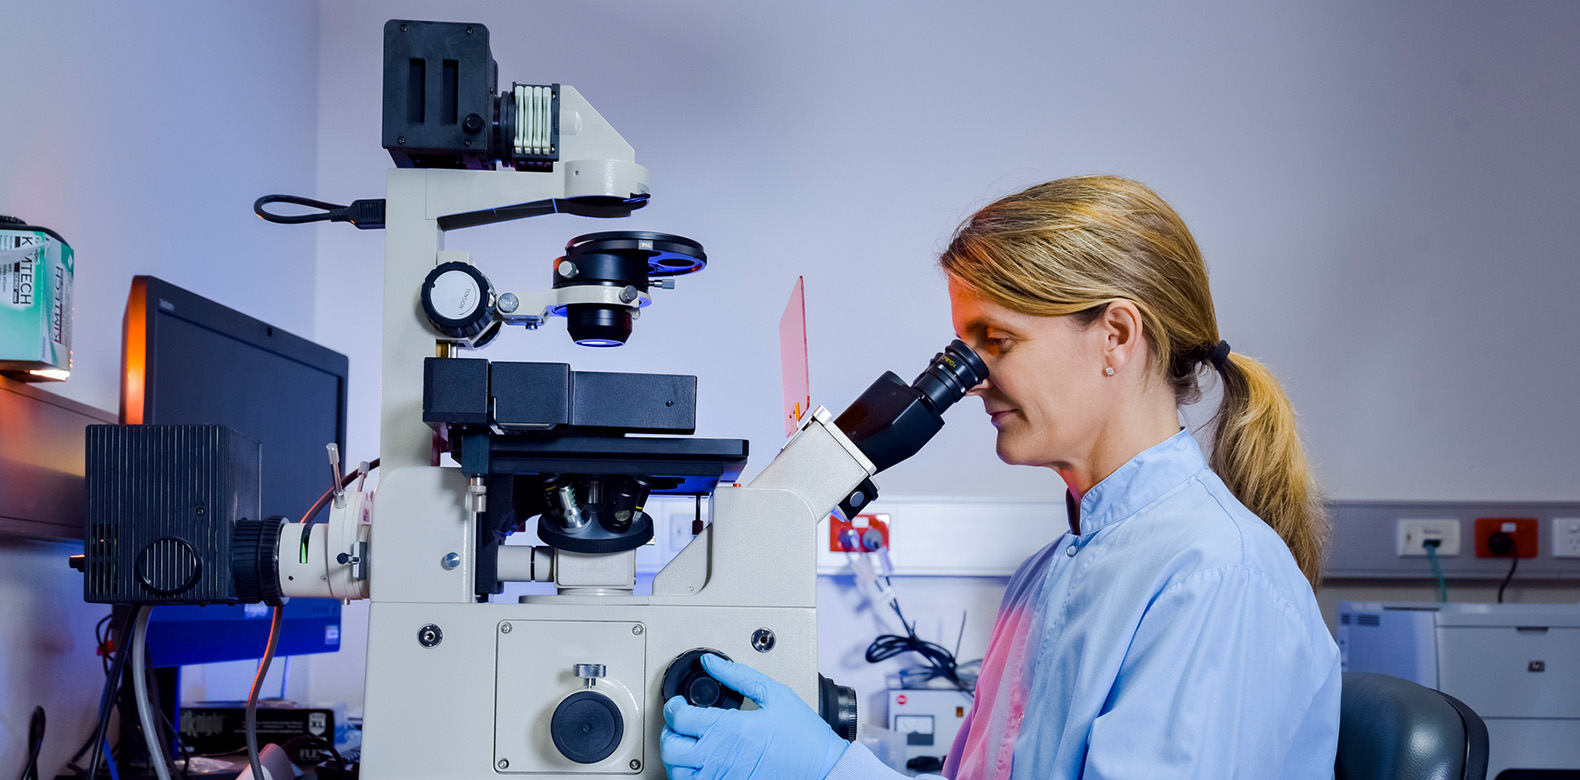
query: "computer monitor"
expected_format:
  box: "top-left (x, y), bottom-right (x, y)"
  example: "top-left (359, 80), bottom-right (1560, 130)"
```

top-left (120, 275), bottom-right (349, 666)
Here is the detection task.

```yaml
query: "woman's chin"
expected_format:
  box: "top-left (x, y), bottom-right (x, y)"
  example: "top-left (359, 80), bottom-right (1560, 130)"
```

top-left (994, 436), bottom-right (1041, 467)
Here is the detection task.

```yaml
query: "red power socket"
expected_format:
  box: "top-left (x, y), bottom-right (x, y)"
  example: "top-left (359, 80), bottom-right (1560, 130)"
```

top-left (829, 513), bottom-right (890, 552)
top-left (1474, 517), bottom-right (1539, 558)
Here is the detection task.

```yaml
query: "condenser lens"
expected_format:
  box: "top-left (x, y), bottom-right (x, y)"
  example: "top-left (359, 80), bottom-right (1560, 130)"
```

top-left (566, 305), bottom-right (632, 347)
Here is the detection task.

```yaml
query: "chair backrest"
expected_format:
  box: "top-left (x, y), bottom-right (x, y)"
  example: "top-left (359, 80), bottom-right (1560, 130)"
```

top-left (1336, 672), bottom-right (1490, 780)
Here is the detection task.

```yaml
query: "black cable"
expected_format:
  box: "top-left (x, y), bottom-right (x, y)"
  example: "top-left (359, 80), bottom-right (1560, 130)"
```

top-left (94, 614), bottom-right (112, 676)
top-left (1497, 555), bottom-right (1519, 603)
top-left (88, 607), bottom-right (140, 780)
top-left (246, 607), bottom-right (285, 780)
top-left (20, 706), bottom-right (44, 780)
top-left (1423, 539), bottom-right (1448, 603)
top-left (253, 195), bottom-right (385, 230)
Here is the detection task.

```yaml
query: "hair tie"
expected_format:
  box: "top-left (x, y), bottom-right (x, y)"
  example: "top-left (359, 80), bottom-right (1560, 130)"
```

top-left (1208, 340), bottom-right (1231, 371)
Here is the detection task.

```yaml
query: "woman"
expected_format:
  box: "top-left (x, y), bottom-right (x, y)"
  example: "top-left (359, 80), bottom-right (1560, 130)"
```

top-left (661, 176), bottom-right (1341, 780)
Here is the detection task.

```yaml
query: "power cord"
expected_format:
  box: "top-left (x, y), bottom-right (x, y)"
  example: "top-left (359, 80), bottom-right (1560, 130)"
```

top-left (1497, 556), bottom-right (1519, 603)
top-left (19, 706), bottom-right (44, 780)
top-left (1423, 539), bottom-right (1448, 603)
top-left (844, 531), bottom-right (977, 696)
top-left (245, 607), bottom-right (285, 780)
top-left (253, 195), bottom-right (385, 230)
top-left (87, 608), bottom-right (140, 780)
top-left (130, 609), bottom-right (173, 780)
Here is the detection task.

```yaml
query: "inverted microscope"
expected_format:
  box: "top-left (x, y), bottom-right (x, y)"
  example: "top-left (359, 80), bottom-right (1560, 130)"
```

top-left (80, 20), bottom-right (986, 778)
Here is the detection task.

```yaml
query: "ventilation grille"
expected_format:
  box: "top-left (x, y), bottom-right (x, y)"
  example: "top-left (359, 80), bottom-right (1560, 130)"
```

top-left (84, 425), bottom-right (260, 604)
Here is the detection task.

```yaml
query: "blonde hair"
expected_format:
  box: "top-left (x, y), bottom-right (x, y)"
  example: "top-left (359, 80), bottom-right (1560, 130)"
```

top-left (941, 176), bottom-right (1329, 586)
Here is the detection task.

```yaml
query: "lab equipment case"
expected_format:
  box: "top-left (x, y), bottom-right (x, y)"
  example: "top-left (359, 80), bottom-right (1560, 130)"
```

top-left (1337, 601), bottom-right (1580, 778)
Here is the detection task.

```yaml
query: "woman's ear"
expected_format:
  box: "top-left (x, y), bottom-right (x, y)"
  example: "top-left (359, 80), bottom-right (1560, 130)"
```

top-left (1099, 300), bottom-right (1146, 375)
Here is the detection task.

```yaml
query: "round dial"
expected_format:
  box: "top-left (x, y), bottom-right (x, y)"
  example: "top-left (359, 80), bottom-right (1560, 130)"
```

top-left (421, 262), bottom-right (495, 339)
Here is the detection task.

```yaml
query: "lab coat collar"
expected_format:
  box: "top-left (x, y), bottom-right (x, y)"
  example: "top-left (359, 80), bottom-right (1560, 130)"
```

top-left (1074, 428), bottom-right (1207, 537)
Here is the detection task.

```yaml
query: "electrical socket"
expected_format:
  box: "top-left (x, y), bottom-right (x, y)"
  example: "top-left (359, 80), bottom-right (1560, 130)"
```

top-left (1397, 519), bottom-right (1461, 557)
top-left (1553, 518), bottom-right (1580, 559)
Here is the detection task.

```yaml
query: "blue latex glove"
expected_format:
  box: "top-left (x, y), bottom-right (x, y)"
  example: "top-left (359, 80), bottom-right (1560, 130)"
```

top-left (661, 654), bottom-right (849, 780)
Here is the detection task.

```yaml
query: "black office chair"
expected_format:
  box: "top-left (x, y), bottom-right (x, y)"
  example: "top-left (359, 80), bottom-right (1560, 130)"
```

top-left (1336, 672), bottom-right (1490, 780)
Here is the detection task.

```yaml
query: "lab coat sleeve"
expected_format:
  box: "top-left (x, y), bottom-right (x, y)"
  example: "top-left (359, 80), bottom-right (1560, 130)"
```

top-left (823, 742), bottom-right (945, 780)
top-left (1082, 565), bottom-right (1335, 780)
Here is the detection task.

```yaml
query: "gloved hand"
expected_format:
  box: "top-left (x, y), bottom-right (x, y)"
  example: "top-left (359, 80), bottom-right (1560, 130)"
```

top-left (661, 654), bottom-right (849, 780)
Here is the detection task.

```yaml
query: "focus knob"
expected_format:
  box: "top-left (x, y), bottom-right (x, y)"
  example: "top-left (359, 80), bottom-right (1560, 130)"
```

top-left (421, 261), bottom-right (494, 339)
top-left (550, 690), bottom-right (624, 764)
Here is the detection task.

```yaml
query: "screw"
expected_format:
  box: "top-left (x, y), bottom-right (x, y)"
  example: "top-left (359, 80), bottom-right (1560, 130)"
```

top-left (397, 136), bottom-right (406, 145)
top-left (442, 552), bottom-right (461, 570)
top-left (464, 139), bottom-right (472, 147)
top-left (620, 285), bottom-right (639, 304)
top-left (632, 625), bottom-right (644, 636)
top-left (497, 759), bottom-right (509, 770)
top-left (399, 23), bottom-right (407, 32)
top-left (498, 293), bottom-right (519, 313)
top-left (501, 623), bottom-right (513, 634)
top-left (466, 26), bottom-right (475, 34)
top-left (630, 760), bottom-right (641, 771)
top-left (195, 507), bottom-right (205, 516)
top-left (752, 628), bottom-right (776, 653)
top-left (558, 262), bottom-right (579, 279)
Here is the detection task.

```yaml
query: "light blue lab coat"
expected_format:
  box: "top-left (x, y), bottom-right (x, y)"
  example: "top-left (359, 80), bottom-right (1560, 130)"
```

top-left (828, 429), bottom-right (1340, 779)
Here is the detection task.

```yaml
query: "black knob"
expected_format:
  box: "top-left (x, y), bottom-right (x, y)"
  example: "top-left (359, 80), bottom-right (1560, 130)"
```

top-left (231, 516), bottom-right (286, 606)
top-left (550, 690), bottom-right (624, 764)
top-left (462, 112), bottom-right (485, 135)
top-left (661, 649), bottom-right (745, 710)
top-left (817, 675), bottom-right (858, 741)
top-left (421, 262), bottom-right (495, 340)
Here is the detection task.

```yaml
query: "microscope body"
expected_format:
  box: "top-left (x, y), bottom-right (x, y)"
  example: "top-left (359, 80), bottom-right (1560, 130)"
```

top-left (349, 58), bottom-right (894, 771)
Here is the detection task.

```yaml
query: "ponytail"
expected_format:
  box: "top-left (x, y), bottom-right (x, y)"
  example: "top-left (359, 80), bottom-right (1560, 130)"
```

top-left (1211, 354), bottom-right (1329, 586)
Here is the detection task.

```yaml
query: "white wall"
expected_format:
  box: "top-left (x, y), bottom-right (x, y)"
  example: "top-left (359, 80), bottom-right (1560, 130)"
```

top-left (311, 0), bottom-right (1580, 508)
top-left (0, 1), bottom-right (320, 773)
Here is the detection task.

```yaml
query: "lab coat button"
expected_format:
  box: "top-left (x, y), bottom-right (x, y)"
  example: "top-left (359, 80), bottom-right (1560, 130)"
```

top-left (1066, 545), bottom-right (1078, 557)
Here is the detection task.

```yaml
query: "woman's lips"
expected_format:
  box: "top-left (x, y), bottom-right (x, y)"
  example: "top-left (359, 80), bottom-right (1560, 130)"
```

top-left (988, 410), bottom-right (1014, 426)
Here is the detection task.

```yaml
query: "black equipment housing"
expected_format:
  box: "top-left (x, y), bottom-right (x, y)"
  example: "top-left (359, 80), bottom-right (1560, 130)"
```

top-left (833, 339), bottom-right (988, 473)
top-left (382, 20), bottom-right (561, 172)
top-left (84, 425), bottom-right (282, 605)
top-left (424, 358), bottom-right (699, 435)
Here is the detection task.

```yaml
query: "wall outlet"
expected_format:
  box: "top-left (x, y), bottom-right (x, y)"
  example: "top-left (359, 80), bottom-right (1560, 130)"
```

top-left (1553, 518), bottom-right (1580, 559)
top-left (1396, 519), bottom-right (1461, 556)
top-left (1474, 517), bottom-right (1539, 558)
top-left (829, 513), bottom-right (891, 553)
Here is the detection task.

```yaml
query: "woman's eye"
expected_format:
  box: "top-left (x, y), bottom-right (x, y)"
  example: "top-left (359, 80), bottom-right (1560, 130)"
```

top-left (986, 337), bottom-right (1010, 354)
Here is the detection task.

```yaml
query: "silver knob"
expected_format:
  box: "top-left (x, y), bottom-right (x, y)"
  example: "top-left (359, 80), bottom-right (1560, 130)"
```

top-left (574, 664), bottom-right (606, 685)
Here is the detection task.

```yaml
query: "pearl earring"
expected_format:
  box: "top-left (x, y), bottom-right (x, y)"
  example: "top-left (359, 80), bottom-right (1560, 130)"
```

top-left (1104, 367), bottom-right (1115, 376)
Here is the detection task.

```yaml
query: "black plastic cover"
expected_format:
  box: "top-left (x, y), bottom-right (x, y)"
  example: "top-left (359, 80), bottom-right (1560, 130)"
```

top-left (832, 372), bottom-right (944, 474)
top-left (424, 358), bottom-right (698, 434)
top-left (423, 357), bottom-right (490, 426)
top-left (84, 425), bottom-right (261, 604)
top-left (382, 20), bottom-right (499, 169)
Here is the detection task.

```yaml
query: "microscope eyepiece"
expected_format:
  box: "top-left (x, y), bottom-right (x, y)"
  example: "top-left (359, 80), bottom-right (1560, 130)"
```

top-left (832, 339), bottom-right (990, 476)
top-left (910, 340), bottom-right (988, 416)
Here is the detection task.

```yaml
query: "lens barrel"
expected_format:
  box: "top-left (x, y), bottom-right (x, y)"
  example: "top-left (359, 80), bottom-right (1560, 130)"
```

top-left (910, 340), bottom-right (988, 415)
